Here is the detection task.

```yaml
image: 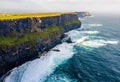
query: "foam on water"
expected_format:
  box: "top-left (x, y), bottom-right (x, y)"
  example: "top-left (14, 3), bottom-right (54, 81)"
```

top-left (4, 43), bottom-right (74, 82)
top-left (80, 31), bottom-right (99, 34)
top-left (66, 28), bottom-right (119, 48)
top-left (79, 39), bottom-right (119, 48)
top-left (65, 30), bottom-right (82, 42)
top-left (75, 36), bottom-right (88, 44)
top-left (65, 30), bottom-right (80, 36)
top-left (81, 24), bottom-right (103, 29)
top-left (65, 29), bottom-right (100, 44)
top-left (88, 24), bottom-right (103, 27)
top-left (3, 62), bottom-right (31, 82)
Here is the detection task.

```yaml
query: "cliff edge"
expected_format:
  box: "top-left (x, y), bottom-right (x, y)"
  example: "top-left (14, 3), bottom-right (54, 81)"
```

top-left (0, 13), bottom-right (81, 77)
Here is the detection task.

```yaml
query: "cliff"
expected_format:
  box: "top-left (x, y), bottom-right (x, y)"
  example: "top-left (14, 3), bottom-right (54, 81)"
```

top-left (76, 12), bottom-right (91, 18)
top-left (0, 13), bottom-right (81, 77)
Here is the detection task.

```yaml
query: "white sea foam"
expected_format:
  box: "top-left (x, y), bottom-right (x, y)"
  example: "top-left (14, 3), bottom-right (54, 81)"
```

top-left (79, 39), bottom-right (119, 48)
top-left (65, 30), bottom-right (80, 36)
top-left (65, 30), bottom-right (99, 44)
top-left (88, 24), bottom-right (103, 27)
top-left (80, 40), bottom-right (105, 48)
top-left (4, 43), bottom-right (74, 82)
top-left (80, 31), bottom-right (99, 34)
top-left (65, 30), bottom-right (83, 42)
top-left (105, 40), bottom-right (119, 44)
top-left (76, 36), bottom-right (88, 44)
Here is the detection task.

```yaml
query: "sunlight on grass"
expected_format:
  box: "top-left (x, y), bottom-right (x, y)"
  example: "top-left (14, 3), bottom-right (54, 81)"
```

top-left (0, 12), bottom-right (73, 20)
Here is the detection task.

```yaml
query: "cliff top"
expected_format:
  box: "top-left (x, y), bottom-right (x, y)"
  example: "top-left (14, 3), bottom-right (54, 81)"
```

top-left (0, 12), bottom-right (75, 20)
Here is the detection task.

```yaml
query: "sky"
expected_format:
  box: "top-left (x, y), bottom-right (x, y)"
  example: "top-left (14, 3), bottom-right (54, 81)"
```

top-left (0, 0), bottom-right (120, 14)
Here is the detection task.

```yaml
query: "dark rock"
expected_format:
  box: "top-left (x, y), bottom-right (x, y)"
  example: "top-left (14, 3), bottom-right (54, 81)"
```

top-left (66, 37), bottom-right (73, 43)
top-left (52, 49), bottom-right (60, 52)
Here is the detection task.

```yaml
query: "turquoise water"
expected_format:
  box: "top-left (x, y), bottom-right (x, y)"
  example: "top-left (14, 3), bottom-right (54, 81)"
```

top-left (4, 15), bottom-right (120, 82)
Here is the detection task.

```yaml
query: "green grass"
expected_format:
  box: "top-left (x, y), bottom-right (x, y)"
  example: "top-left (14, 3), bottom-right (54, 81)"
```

top-left (0, 25), bottom-right (63, 49)
top-left (65, 19), bottom-right (80, 26)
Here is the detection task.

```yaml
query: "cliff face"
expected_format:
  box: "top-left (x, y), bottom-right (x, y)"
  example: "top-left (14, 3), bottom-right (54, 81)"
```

top-left (0, 14), bottom-right (79, 35)
top-left (0, 13), bottom-right (81, 77)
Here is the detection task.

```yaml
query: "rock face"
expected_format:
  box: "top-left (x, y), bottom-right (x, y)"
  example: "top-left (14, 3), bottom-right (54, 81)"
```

top-left (0, 14), bottom-right (79, 35)
top-left (66, 37), bottom-right (73, 43)
top-left (0, 13), bottom-right (81, 77)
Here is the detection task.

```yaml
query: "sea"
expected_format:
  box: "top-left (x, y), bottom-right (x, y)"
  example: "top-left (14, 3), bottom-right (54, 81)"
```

top-left (3, 14), bottom-right (120, 82)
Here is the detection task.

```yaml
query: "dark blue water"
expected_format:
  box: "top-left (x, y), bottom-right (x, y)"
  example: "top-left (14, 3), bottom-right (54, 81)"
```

top-left (4, 15), bottom-right (120, 82)
top-left (45, 15), bottom-right (120, 82)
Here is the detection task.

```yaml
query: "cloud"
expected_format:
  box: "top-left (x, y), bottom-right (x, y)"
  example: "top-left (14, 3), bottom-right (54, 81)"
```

top-left (0, 0), bottom-right (120, 14)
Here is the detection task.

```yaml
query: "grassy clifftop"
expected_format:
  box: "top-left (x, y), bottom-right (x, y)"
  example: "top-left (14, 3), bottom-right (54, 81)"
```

top-left (0, 12), bottom-right (74, 20)
top-left (0, 13), bottom-right (81, 77)
top-left (0, 12), bottom-right (80, 49)
top-left (0, 13), bottom-right (61, 20)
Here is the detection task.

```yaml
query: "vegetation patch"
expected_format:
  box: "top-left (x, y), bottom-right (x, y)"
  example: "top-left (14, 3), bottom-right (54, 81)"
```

top-left (65, 19), bottom-right (80, 26)
top-left (0, 25), bottom-right (63, 49)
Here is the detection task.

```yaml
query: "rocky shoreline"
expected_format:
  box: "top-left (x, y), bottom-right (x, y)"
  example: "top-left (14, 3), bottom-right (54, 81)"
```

top-left (0, 13), bottom-right (81, 77)
top-left (0, 34), bottom-right (74, 82)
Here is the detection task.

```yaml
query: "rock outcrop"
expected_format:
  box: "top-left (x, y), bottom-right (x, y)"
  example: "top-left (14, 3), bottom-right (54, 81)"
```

top-left (0, 13), bottom-right (81, 77)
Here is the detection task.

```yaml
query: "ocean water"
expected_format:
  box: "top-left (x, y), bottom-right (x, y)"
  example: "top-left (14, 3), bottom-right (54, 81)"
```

top-left (4, 14), bottom-right (120, 82)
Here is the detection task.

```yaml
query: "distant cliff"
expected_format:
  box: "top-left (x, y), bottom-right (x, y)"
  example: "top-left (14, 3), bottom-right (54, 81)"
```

top-left (0, 13), bottom-right (81, 77)
top-left (76, 12), bottom-right (91, 18)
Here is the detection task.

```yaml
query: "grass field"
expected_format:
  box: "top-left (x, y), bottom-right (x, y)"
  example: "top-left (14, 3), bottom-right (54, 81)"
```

top-left (0, 12), bottom-right (72, 20)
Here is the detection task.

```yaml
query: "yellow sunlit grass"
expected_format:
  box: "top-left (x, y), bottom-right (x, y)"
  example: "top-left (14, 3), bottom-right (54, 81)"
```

top-left (0, 12), bottom-right (74, 20)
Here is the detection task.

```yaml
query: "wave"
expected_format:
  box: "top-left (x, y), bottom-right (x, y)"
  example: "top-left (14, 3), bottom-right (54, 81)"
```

top-left (105, 40), bottom-right (119, 44)
top-left (88, 24), bottom-right (103, 27)
top-left (75, 36), bottom-right (88, 44)
top-left (65, 30), bottom-right (82, 42)
top-left (65, 30), bottom-right (97, 41)
top-left (80, 40), bottom-right (105, 48)
top-left (82, 24), bottom-right (103, 28)
top-left (79, 39), bottom-right (119, 48)
top-left (80, 31), bottom-right (99, 34)
top-left (4, 43), bottom-right (74, 82)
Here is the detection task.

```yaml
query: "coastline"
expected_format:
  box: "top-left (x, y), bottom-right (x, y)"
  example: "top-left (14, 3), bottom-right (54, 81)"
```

top-left (0, 13), bottom-right (81, 77)
top-left (0, 25), bottom-right (80, 82)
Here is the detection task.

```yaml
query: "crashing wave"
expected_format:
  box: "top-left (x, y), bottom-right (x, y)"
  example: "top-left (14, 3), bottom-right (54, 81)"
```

top-left (4, 43), bottom-right (74, 82)
top-left (75, 36), bottom-right (88, 44)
